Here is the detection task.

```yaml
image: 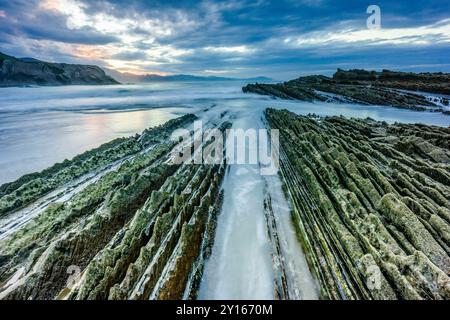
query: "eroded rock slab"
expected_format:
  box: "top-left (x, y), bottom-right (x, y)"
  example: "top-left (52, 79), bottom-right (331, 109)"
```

top-left (0, 114), bottom-right (230, 300)
top-left (266, 108), bottom-right (450, 300)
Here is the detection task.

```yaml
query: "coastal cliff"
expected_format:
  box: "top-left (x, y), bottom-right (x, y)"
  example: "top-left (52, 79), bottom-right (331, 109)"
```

top-left (0, 52), bottom-right (119, 87)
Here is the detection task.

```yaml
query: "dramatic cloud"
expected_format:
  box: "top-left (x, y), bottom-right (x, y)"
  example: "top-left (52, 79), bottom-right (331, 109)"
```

top-left (0, 0), bottom-right (449, 79)
top-left (283, 19), bottom-right (450, 47)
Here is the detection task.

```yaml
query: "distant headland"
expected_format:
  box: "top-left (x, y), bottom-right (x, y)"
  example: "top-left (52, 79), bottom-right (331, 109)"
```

top-left (0, 52), bottom-right (119, 87)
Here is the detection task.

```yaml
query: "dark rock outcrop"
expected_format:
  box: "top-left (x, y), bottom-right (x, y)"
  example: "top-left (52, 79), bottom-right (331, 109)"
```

top-left (334, 69), bottom-right (450, 95)
top-left (0, 52), bottom-right (119, 87)
top-left (243, 69), bottom-right (450, 112)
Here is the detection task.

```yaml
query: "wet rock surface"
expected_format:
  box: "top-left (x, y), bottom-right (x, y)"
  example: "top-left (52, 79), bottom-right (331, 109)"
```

top-left (0, 115), bottom-right (197, 217)
top-left (0, 114), bottom-right (228, 300)
top-left (266, 108), bottom-right (450, 300)
top-left (1, 105), bottom-right (448, 300)
top-left (243, 69), bottom-right (450, 112)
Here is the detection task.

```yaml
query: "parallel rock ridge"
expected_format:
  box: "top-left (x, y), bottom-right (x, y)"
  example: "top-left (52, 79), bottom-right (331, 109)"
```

top-left (243, 69), bottom-right (450, 112)
top-left (0, 52), bottom-right (119, 86)
top-left (0, 114), bottom-right (229, 300)
top-left (266, 108), bottom-right (450, 300)
top-left (1, 107), bottom-right (449, 300)
top-left (0, 114), bottom-right (196, 217)
top-left (334, 69), bottom-right (450, 95)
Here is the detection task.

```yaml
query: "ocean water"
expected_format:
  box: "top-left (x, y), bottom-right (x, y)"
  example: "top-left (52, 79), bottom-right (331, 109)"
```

top-left (1, 81), bottom-right (448, 184)
top-left (0, 81), bottom-right (449, 300)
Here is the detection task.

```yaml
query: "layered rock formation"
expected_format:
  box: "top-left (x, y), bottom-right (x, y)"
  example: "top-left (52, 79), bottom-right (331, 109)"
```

top-left (243, 69), bottom-right (450, 112)
top-left (334, 69), bottom-right (450, 95)
top-left (1, 105), bottom-right (449, 300)
top-left (266, 108), bottom-right (450, 299)
top-left (0, 52), bottom-right (119, 86)
top-left (0, 114), bottom-right (229, 300)
top-left (0, 115), bottom-right (196, 217)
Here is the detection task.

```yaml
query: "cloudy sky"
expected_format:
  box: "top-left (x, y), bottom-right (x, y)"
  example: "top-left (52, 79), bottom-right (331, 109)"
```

top-left (0, 0), bottom-right (449, 79)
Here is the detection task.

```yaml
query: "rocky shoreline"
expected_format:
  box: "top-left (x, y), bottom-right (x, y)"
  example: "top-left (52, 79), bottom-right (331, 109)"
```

top-left (0, 109), bottom-right (449, 300)
top-left (243, 69), bottom-right (450, 113)
top-left (0, 113), bottom-right (230, 299)
top-left (266, 109), bottom-right (450, 299)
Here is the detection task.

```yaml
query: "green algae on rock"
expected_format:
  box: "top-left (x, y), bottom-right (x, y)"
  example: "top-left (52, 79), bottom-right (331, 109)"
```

top-left (0, 114), bottom-right (197, 217)
top-left (0, 114), bottom-right (230, 300)
top-left (265, 108), bottom-right (450, 300)
top-left (1, 105), bottom-right (448, 300)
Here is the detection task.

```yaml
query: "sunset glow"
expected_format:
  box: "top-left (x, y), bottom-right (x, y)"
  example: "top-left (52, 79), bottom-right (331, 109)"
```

top-left (1, 0), bottom-right (450, 78)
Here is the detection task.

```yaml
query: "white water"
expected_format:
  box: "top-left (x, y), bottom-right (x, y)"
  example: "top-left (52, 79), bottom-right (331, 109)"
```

top-left (198, 111), bottom-right (275, 299)
top-left (199, 165), bottom-right (274, 299)
top-left (263, 175), bottom-right (319, 299)
top-left (1, 82), bottom-right (448, 184)
top-left (0, 81), bottom-right (449, 300)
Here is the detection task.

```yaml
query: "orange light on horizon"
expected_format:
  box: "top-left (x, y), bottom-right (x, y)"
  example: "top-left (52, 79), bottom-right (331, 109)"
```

top-left (112, 69), bottom-right (170, 76)
top-left (72, 45), bottom-right (110, 60)
top-left (103, 58), bottom-right (170, 76)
